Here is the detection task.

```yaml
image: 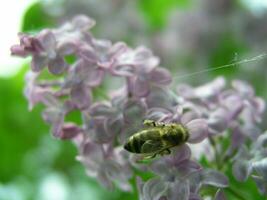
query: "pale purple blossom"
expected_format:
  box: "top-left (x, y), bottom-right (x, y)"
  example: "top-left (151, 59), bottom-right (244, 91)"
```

top-left (137, 145), bottom-right (228, 200)
top-left (76, 135), bottom-right (132, 191)
top-left (233, 131), bottom-right (267, 195)
top-left (11, 14), bottom-right (267, 199)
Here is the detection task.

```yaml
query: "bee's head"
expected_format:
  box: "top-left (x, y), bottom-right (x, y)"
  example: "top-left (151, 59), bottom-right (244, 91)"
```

top-left (123, 141), bottom-right (131, 151)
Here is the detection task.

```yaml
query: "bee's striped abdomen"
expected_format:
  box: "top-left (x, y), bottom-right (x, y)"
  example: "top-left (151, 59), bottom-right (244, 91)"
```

top-left (123, 130), bottom-right (160, 153)
top-left (124, 135), bottom-right (143, 153)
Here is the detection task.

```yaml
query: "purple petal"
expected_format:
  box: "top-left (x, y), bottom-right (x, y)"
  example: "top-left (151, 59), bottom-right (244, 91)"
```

top-left (42, 107), bottom-right (64, 125)
top-left (201, 169), bottom-right (229, 188)
top-left (230, 125), bottom-right (245, 150)
top-left (232, 80), bottom-right (254, 97)
top-left (72, 15), bottom-right (96, 31)
top-left (134, 47), bottom-right (154, 63)
top-left (70, 84), bottom-right (92, 110)
top-left (146, 86), bottom-right (174, 109)
top-left (10, 45), bottom-right (28, 57)
top-left (39, 91), bottom-right (61, 107)
top-left (80, 140), bottom-right (104, 161)
top-left (63, 100), bottom-right (76, 113)
top-left (64, 60), bottom-right (101, 88)
top-left (89, 102), bottom-right (114, 117)
top-left (177, 160), bottom-right (202, 177)
top-left (253, 97), bottom-right (266, 114)
top-left (91, 118), bottom-right (112, 143)
top-left (13, 33), bottom-right (43, 55)
top-left (222, 95), bottom-right (244, 120)
top-left (195, 77), bottom-right (225, 99)
top-left (103, 160), bottom-right (132, 191)
top-left (31, 55), bottom-right (48, 72)
top-left (252, 158), bottom-right (267, 181)
top-left (25, 88), bottom-right (48, 109)
top-left (134, 77), bottom-right (150, 97)
top-left (110, 64), bottom-right (135, 77)
top-left (79, 46), bottom-right (98, 63)
top-left (255, 132), bottom-right (267, 149)
top-left (151, 160), bottom-right (169, 177)
top-left (108, 42), bottom-right (127, 59)
top-left (111, 94), bottom-right (127, 108)
top-left (93, 39), bottom-right (112, 66)
top-left (86, 68), bottom-right (104, 87)
top-left (104, 117), bottom-right (123, 136)
top-left (181, 111), bottom-right (200, 125)
top-left (56, 123), bottom-right (82, 140)
top-left (48, 56), bottom-right (68, 74)
top-left (123, 99), bottom-right (146, 123)
top-left (57, 41), bottom-right (77, 55)
top-left (214, 190), bottom-right (227, 200)
top-left (233, 159), bottom-right (252, 182)
top-left (146, 107), bottom-right (171, 121)
top-left (115, 46), bottom-right (158, 70)
top-left (167, 145), bottom-right (192, 165)
top-left (168, 180), bottom-right (190, 200)
top-left (62, 60), bottom-right (84, 88)
top-left (24, 72), bottom-right (39, 109)
top-left (42, 107), bottom-right (64, 136)
top-left (208, 108), bottom-right (228, 135)
top-left (143, 178), bottom-right (167, 200)
top-left (149, 67), bottom-right (172, 85)
top-left (136, 177), bottom-right (146, 200)
top-left (176, 84), bottom-right (195, 99)
top-left (186, 119), bottom-right (208, 143)
top-left (241, 125), bottom-right (261, 141)
top-left (37, 30), bottom-right (56, 52)
top-left (252, 175), bottom-right (267, 195)
top-left (97, 171), bottom-right (114, 189)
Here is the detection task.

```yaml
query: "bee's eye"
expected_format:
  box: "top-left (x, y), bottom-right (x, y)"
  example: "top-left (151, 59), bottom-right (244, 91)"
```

top-left (162, 134), bottom-right (169, 140)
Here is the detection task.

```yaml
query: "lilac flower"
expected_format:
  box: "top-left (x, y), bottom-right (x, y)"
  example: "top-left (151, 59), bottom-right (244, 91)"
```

top-left (76, 135), bottom-right (132, 191)
top-left (177, 77), bottom-right (265, 141)
top-left (137, 145), bottom-right (228, 200)
top-left (11, 15), bottom-right (266, 199)
top-left (85, 99), bottom-right (124, 143)
top-left (232, 131), bottom-right (267, 195)
top-left (11, 15), bottom-right (96, 75)
top-left (12, 30), bottom-right (68, 74)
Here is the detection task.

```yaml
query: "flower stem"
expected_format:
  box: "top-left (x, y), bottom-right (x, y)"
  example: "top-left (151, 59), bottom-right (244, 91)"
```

top-left (208, 136), bottom-right (221, 169)
top-left (226, 187), bottom-right (247, 200)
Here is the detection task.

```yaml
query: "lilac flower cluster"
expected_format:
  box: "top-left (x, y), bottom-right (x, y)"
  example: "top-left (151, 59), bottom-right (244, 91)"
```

top-left (11, 15), bottom-right (266, 199)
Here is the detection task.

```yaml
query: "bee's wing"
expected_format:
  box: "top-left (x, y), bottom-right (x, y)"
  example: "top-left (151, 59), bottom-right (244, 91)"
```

top-left (141, 140), bottom-right (164, 153)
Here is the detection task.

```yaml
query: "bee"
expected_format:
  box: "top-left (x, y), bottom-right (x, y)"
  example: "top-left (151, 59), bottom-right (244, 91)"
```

top-left (123, 120), bottom-right (189, 159)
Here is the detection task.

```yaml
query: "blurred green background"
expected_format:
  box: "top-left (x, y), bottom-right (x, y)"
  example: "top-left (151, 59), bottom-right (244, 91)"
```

top-left (1, 0), bottom-right (267, 199)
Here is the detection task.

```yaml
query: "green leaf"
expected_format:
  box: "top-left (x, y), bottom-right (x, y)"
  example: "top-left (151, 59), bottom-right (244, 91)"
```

top-left (224, 163), bottom-right (265, 200)
top-left (208, 32), bottom-right (248, 79)
top-left (21, 2), bottom-right (55, 32)
top-left (0, 65), bottom-right (47, 182)
top-left (138, 0), bottom-right (192, 30)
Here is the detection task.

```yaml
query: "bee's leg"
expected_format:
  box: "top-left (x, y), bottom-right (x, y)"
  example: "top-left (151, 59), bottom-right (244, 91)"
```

top-left (144, 153), bottom-right (157, 159)
top-left (143, 120), bottom-right (156, 127)
top-left (159, 148), bottom-right (171, 155)
top-left (136, 153), bottom-right (158, 163)
top-left (143, 120), bottom-right (166, 127)
top-left (165, 148), bottom-right (171, 154)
